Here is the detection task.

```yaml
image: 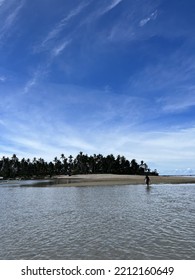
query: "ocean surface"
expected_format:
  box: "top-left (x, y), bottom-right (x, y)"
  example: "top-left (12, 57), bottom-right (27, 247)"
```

top-left (0, 180), bottom-right (195, 259)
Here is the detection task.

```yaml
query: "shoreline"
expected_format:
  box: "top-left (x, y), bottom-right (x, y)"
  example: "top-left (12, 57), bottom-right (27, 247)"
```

top-left (1, 174), bottom-right (195, 187)
top-left (51, 174), bottom-right (195, 187)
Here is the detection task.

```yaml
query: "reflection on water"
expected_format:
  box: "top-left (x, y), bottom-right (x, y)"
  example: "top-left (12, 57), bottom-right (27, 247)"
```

top-left (146, 185), bottom-right (152, 193)
top-left (0, 182), bottom-right (195, 259)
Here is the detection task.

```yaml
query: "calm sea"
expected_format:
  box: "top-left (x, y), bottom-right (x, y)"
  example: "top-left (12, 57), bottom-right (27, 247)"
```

top-left (0, 181), bottom-right (195, 259)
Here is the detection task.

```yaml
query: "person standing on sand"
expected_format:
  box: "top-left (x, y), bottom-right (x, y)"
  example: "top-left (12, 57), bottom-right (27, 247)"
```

top-left (145, 175), bottom-right (150, 186)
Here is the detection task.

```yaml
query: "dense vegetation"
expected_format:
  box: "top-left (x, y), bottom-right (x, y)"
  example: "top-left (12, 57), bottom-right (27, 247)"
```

top-left (0, 153), bottom-right (158, 179)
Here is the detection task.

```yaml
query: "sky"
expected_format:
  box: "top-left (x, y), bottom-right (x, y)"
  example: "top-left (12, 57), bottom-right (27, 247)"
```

top-left (0, 0), bottom-right (195, 175)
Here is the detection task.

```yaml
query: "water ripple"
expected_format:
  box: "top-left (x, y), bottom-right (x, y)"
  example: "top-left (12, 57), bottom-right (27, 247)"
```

top-left (0, 184), bottom-right (195, 259)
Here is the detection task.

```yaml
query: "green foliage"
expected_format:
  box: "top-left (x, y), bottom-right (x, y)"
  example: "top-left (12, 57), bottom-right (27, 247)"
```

top-left (0, 153), bottom-right (158, 179)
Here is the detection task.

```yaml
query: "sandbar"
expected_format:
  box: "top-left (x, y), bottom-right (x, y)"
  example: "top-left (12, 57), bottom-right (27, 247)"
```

top-left (52, 174), bottom-right (195, 187)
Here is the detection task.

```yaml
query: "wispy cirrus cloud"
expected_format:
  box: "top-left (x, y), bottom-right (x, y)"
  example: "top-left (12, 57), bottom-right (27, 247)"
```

top-left (128, 51), bottom-right (195, 96)
top-left (0, 101), bottom-right (96, 160)
top-left (139, 10), bottom-right (158, 27)
top-left (52, 39), bottom-right (71, 57)
top-left (98, 1), bottom-right (160, 43)
top-left (23, 66), bottom-right (49, 94)
top-left (23, 75), bottom-right (38, 94)
top-left (2, 121), bottom-right (195, 174)
top-left (24, 39), bottom-right (71, 93)
top-left (28, 2), bottom-right (90, 91)
top-left (159, 87), bottom-right (195, 113)
top-left (2, 81), bottom-right (195, 173)
top-left (0, 0), bottom-right (25, 40)
top-left (37, 1), bottom-right (90, 52)
top-left (99, 0), bottom-right (123, 15)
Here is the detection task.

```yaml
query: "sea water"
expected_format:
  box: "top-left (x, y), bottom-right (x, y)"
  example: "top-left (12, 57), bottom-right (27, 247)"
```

top-left (0, 181), bottom-right (195, 259)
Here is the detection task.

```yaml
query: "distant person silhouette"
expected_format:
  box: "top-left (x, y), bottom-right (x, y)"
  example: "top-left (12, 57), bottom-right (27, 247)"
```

top-left (145, 175), bottom-right (150, 186)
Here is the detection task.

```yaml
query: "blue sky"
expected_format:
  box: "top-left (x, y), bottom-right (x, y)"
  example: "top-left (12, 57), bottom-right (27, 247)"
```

top-left (0, 0), bottom-right (195, 175)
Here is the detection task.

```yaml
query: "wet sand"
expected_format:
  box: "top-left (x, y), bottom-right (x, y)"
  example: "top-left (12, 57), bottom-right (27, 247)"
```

top-left (52, 174), bottom-right (195, 187)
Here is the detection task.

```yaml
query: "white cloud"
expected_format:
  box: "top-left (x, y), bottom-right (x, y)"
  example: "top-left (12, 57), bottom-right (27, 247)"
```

top-left (127, 52), bottom-right (195, 104)
top-left (23, 73), bottom-right (39, 94)
top-left (24, 39), bottom-right (71, 93)
top-left (23, 78), bottom-right (37, 94)
top-left (95, 3), bottom-right (159, 43)
top-left (161, 90), bottom-right (195, 113)
top-left (39, 2), bottom-right (89, 51)
top-left (79, 0), bottom-right (124, 30)
top-left (2, 77), bottom-right (195, 175)
top-left (3, 123), bottom-right (195, 174)
top-left (52, 39), bottom-right (71, 57)
top-left (100, 0), bottom-right (123, 15)
top-left (163, 168), bottom-right (195, 176)
top-left (139, 10), bottom-right (158, 27)
top-left (107, 23), bottom-right (135, 42)
top-left (63, 1), bottom-right (89, 21)
top-left (98, 126), bottom-right (195, 174)
top-left (0, 0), bottom-right (25, 39)
top-left (0, 114), bottom-right (95, 161)
top-left (23, 66), bottom-right (49, 94)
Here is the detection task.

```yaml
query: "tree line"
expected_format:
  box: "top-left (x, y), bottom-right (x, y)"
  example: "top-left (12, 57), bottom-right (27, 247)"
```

top-left (0, 152), bottom-right (158, 179)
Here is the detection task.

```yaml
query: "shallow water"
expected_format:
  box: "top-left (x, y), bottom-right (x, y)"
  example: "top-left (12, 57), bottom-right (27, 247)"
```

top-left (0, 182), bottom-right (195, 259)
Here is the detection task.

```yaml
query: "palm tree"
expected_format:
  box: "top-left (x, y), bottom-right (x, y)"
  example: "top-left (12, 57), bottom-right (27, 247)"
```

top-left (68, 155), bottom-right (73, 175)
top-left (0, 153), bottom-right (158, 178)
top-left (0, 157), bottom-right (10, 178)
top-left (53, 157), bottom-right (62, 175)
top-left (130, 159), bottom-right (139, 174)
top-left (60, 154), bottom-right (68, 174)
top-left (105, 154), bottom-right (115, 173)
